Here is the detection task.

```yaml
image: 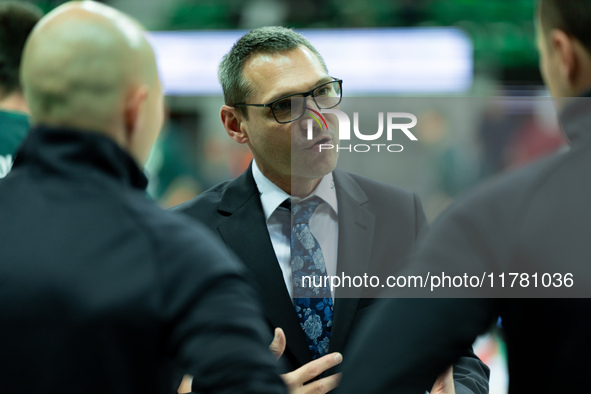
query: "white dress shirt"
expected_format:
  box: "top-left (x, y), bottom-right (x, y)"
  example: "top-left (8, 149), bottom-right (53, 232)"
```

top-left (252, 160), bottom-right (339, 299)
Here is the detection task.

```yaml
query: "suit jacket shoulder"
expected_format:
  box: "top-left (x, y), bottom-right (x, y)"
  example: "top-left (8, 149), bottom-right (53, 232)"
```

top-left (173, 168), bottom-right (260, 231)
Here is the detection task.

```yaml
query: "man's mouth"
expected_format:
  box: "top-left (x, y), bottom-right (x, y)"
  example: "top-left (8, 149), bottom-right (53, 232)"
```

top-left (307, 136), bottom-right (333, 150)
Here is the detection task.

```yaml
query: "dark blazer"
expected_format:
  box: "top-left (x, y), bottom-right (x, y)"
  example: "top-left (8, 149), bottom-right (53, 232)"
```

top-left (0, 127), bottom-right (286, 394)
top-left (176, 165), bottom-right (489, 393)
top-left (338, 97), bottom-right (591, 393)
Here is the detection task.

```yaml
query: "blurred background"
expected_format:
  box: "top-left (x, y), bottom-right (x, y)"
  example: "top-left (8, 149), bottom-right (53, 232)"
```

top-left (15, 0), bottom-right (569, 392)
top-left (16, 0), bottom-right (562, 210)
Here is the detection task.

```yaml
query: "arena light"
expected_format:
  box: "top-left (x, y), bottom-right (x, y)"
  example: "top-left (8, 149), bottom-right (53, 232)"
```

top-left (148, 28), bottom-right (473, 95)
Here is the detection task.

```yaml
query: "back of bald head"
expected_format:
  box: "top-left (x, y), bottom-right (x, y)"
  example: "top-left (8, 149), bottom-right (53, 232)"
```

top-left (21, 1), bottom-right (159, 136)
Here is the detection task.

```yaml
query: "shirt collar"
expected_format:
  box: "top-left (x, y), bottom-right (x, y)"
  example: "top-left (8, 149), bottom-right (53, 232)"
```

top-left (252, 160), bottom-right (338, 221)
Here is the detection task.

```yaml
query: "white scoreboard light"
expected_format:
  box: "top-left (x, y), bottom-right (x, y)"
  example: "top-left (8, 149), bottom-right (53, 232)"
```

top-left (148, 28), bottom-right (473, 96)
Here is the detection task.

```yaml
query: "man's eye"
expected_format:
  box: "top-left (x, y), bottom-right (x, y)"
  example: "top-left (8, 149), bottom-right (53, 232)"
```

top-left (316, 87), bottom-right (330, 96)
top-left (273, 100), bottom-right (291, 111)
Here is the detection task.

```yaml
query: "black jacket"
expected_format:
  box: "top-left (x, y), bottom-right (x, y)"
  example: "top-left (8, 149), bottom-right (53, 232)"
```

top-left (175, 165), bottom-right (490, 393)
top-left (0, 126), bottom-right (286, 394)
top-left (340, 97), bottom-right (591, 393)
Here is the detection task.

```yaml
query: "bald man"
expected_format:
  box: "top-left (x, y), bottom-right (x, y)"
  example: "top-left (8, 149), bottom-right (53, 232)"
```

top-left (0, 2), bottom-right (287, 393)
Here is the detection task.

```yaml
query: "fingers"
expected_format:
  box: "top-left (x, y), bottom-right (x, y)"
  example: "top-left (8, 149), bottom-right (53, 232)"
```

top-left (177, 374), bottom-right (193, 394)
top-left (282, 352), bottom-right (343, 388)
top-left (297, 373), bottom-right (341, 394)
top-left (430, 365), bottom-right (454, 394)
top-left (269, 327), bottom-right (287, 360)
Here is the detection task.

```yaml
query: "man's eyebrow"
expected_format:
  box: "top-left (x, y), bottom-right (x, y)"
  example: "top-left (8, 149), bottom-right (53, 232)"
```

top-left (267, 76), bottom-right (333, 103)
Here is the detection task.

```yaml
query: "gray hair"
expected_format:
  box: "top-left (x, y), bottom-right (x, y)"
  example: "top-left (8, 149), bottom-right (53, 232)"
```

top-left (218, 26), bottom-right (328, 115)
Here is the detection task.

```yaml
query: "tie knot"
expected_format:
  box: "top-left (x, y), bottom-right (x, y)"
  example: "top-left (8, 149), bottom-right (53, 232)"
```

top-left (292, 196), bottom-right (323, 225)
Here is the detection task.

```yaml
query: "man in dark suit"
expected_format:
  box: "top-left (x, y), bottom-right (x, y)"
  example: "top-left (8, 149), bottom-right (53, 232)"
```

top-left (0, 3), bottom-right (288, 393)
top-left (176, 26), bottom-right (489, 393)
top-left (338, 1), bottom-right (591, 393)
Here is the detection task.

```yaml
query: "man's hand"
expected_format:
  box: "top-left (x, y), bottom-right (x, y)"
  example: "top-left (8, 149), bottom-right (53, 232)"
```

top-left (269, 327), bottom-right (342, 393)
top-left (177, 375), bottom-right (192, 393)
top-left (430, 366), bottom-right (455, 394)
top-left (269, 327), bottom-right (287, 360)
top-left (282, 353), bottom-right (342, 394)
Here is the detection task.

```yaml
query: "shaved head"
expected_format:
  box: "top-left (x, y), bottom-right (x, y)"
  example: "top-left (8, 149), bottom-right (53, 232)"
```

top-left (21, 1), bottom-right (163, 164)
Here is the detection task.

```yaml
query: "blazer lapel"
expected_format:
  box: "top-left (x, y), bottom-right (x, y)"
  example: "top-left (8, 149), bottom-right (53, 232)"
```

top-left (329, 169), bottom-right (375, 354)
top-left (215, 166), bottom-right (312, 367)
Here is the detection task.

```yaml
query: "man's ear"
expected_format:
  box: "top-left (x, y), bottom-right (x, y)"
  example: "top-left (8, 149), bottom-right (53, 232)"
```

top-left (221, 105), bottom-right (249, 144)
top-left (550, 29), bottom-right (578, 84)
top-left (124, 85), bottom-right (149, 145)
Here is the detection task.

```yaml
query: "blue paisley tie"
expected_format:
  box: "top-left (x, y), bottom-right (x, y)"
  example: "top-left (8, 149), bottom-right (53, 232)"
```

top-left (290, 197), bottom-right (333, 359)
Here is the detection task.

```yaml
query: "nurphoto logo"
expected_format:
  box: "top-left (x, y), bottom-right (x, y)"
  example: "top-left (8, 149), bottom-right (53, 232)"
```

top-left (306, 109), bottom-right (418, 153)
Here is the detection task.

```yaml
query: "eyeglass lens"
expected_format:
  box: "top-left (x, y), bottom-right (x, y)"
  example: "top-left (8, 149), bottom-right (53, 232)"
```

top-left (272, 80), bottom-right (341, 123)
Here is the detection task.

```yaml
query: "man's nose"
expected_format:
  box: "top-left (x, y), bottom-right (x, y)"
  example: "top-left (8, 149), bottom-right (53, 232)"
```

top-left (297, 96), bottom-right (320, 124)
top-left (296, 117), bottom-right (322, 141)
top-left (304, 95), bottom-right (320, 111)
top-left (296, 114), bottom-right (322, 139)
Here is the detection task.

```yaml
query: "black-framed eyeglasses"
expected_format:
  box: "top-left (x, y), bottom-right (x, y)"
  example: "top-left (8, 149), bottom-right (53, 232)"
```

top-left (234, 77), bottom-right (343, 124)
